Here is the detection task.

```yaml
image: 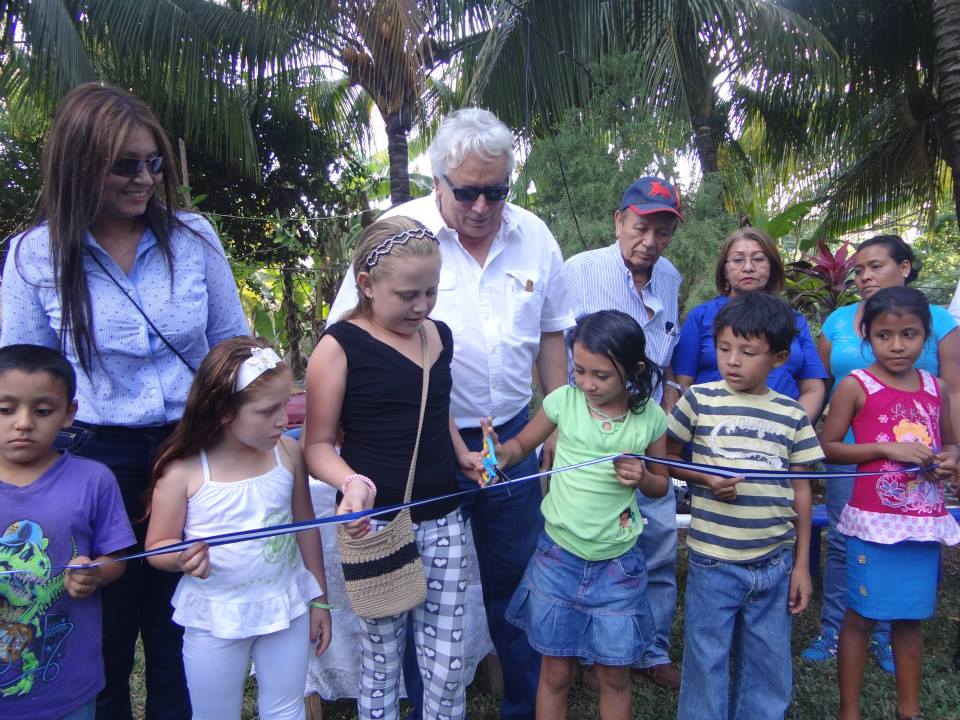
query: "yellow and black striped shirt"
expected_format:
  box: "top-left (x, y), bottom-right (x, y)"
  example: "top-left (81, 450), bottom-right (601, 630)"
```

top-left (668, 381), bottom-right (824, 563)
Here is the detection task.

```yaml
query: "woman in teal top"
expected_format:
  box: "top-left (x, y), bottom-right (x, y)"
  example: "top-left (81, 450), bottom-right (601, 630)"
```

top-left (802, 234), bottom-right (960, 670)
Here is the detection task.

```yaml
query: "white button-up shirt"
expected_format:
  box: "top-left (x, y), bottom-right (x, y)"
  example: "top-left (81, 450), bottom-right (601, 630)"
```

top-left (328, 194), bottom-right (575, 428)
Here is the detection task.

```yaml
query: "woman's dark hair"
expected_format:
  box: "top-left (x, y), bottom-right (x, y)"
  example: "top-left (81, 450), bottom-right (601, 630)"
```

top-left (860, 286), bottom-right (931, 340)
top-left (856, 234), bottom-right (919, 284)
top-left (714, 227), bottom-right (786, 295)
top-left (20, 83), bottom-right (185, 373)
top-left (145, 336), bottom-right (289, 514)
top-left (567, 310), bottom-right (662, 413)
top-left (713, 292), bottom-right (797, 354)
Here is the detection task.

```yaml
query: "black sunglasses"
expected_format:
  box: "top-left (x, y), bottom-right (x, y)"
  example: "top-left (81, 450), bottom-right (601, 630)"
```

top-left (111, 155), bottom-right (164, 177)
top-left (442, 174), bottom-right (509, 203)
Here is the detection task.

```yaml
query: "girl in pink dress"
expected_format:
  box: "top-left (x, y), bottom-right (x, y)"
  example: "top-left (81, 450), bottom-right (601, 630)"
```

top-left (821, 286), bottom-right (960, 720)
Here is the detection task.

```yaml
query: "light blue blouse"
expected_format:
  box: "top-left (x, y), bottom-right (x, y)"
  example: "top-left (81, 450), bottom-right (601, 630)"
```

top-left (1, 213), bottom-right (249, 425)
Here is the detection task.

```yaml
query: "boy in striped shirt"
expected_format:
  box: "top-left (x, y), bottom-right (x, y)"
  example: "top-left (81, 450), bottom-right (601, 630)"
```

top-left (667, 292), bottom-right (823, 720)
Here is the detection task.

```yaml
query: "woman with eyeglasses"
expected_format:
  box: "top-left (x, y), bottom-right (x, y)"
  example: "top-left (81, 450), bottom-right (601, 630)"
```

top-left (665, 227), bottom-right (827, 420)
top-left (0, 83), bottom-right (248, 720)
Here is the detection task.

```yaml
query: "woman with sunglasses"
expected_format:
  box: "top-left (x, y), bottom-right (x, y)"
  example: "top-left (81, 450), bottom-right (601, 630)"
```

top-left (0, 83), bottom-right (248, 720)
top-left (665, 227), bottom-right (827, 420)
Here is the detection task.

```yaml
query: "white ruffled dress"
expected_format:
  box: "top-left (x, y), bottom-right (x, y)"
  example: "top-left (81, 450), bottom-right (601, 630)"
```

top-left (172, 447), bottom-right (322, 639)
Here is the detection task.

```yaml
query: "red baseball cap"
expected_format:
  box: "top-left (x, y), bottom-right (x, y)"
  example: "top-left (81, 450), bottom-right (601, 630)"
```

top-left (619, 176), bottom-right (683, 220)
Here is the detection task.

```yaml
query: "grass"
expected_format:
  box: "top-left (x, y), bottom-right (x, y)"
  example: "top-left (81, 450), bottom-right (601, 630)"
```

top-left (131, 541), bottom-right (960, 720)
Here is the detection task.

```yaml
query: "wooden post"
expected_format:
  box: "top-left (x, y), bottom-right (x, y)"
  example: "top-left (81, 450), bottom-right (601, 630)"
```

top-left (304, 693), bottom-right (324, 720)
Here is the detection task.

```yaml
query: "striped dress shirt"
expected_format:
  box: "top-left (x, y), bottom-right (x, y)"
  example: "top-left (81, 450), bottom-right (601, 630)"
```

top-left (563, 243), bottom-right (681, 398)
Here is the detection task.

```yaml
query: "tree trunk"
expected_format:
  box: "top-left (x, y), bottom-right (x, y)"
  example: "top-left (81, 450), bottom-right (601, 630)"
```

top-left (692, 117), bottom-right (721, 174)
top-left (386, 110), bottom-right (412, 206)
top-left (933, 0), bottom-right (960, 230)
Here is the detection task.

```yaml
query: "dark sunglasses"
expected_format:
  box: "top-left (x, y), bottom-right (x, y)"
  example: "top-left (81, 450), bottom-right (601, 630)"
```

top-left (442, 174), bottom-right (509, 203)
top-left (111, 155), bottom-right (164, 177)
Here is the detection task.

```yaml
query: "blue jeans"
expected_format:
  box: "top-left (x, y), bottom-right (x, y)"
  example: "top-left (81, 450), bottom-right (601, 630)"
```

top-left (58, 423), bottom-right (190, 720)
top-left (678, 548), bottom-right (794, 720)
top-left (633, 490), bottom-right (678, 668)
top-left (458, 410), bottom-right (543, 720)
top-left (821, 467), bottom-right (891, 641)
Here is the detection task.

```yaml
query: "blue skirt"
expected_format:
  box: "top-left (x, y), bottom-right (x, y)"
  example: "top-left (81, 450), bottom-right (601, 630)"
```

top-left (846, 536), bottom-right (940, 620)
top-left (506, 531), bottom-right (654, 666)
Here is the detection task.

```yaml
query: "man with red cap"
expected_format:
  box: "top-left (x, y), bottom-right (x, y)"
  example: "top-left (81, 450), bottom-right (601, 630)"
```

top-left (562, 175), bottom-right (685, 689)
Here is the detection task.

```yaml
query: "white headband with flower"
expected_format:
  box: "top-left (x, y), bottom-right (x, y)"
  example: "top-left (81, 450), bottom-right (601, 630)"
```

top-left (235, 347), bottom-right (283, 392)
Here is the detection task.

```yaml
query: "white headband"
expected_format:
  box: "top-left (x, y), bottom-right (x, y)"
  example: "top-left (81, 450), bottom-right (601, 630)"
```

top-left (235, 347), bottom-right (283, 392)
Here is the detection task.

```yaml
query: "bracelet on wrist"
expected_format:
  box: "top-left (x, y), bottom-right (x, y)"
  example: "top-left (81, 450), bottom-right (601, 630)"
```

top-left (310, 600), bottom-right (334, 610)
top-left (664, 379), bottom-right (684, 394)
top-left (341, 473), bottom-right (376, 497)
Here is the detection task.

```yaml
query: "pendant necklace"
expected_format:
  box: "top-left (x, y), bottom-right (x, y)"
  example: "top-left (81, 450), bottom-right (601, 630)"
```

top-left (587, 403), bottom-right (628, 432)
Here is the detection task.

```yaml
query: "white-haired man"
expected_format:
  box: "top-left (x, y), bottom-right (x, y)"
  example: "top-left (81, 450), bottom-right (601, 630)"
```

top-left (328, 108), bottom-right (574, 720)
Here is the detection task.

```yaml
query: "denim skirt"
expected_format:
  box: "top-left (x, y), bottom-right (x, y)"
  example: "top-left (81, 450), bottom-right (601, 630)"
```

top-left (506, 531), bottom-right (654, 666)
top-left (846, 536), bottom-right (940, 620)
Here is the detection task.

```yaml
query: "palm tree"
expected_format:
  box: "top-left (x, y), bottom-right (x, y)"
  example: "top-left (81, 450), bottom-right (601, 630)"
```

top-left (461, 0), bottom-right (838, 184)
top-left (294, 0), bottom-right (492, 205)
top-left (932, 0), bottom-right (960, 227)
top-left (782, 0), bottom-right (960, 233)
top-left (0, 0), bottom-right (315, 177)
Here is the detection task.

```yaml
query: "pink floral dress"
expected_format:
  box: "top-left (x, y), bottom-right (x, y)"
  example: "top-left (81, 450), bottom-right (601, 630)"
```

top-left (837, 368), bottom-right (960, 545)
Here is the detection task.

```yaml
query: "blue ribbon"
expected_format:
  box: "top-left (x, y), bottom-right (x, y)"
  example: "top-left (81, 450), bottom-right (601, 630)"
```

top-left (0, 453), bottom-right (933, 575)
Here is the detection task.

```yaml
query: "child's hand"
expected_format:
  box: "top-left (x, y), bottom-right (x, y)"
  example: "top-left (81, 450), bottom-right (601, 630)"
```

top-left (788, 564), bottom-right (812, 615)
top-left (613, 455), bottom-right (647, 488)
top-left (479, 416), bottom-right (510, 485)
top-left (177, 542), bottom-right (211, 578)
top-left (480, 417), bottom-right (507, 463)
top-left (310, 603), bottom-right (332, 656)
top-left (883, 441), bottom-right (935, 467)
top-left (933, 446), bottom-right (960, 482)
top-left (706, 475), bottom-right (743, 502)
top-left (65, 556), bottom-right (103, 598)
top-left (458, 450), bottom-right (485, 485)
top-left (337, 478), bottom-right (375, 538)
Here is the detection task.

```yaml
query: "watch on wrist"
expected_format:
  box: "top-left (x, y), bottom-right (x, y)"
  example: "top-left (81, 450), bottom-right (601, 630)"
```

top-left (665, 379), bottom-right (684, 394)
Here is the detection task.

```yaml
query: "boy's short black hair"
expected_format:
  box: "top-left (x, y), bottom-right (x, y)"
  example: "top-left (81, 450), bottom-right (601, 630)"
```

top-left (712, 292), bottom-right (797, 354)
top-left (0, 345), bottom-right (77, 400)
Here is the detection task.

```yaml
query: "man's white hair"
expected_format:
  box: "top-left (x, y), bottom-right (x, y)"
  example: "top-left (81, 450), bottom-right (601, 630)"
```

top-left (428, 108), bottom-right (516, 179)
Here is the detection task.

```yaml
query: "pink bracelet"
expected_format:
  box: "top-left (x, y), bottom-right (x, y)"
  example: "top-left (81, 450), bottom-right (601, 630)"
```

top-left (341, 473), bottom-right (377, 498)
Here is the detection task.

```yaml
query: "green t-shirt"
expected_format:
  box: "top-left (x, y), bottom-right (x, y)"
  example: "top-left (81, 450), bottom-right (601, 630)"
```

top-left (541, 385), bottom-right (668, 561)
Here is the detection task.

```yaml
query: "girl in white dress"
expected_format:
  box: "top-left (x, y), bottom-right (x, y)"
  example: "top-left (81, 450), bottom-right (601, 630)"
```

top-left (145, 336), bottom-right (331, 720)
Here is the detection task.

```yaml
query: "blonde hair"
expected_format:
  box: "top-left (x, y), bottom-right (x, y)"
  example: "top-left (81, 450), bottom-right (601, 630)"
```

top-left (346, 217), bottom-right (440, 319)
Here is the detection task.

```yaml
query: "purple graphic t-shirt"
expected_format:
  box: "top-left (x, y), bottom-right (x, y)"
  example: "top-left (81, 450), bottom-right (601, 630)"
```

top-left (0, 452), bottom-right (134, 719)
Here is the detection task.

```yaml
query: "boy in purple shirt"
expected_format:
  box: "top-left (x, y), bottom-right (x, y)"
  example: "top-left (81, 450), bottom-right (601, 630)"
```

top-left (0, 345), bottom-right (134, 720)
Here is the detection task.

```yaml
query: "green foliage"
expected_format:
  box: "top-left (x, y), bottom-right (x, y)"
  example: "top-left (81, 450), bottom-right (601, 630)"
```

top-left (184, 95), bottom-right (371, 376)
top-left (0, 112), bottom-right (42, 242)
top-left (520, 53), bottom-right (686, 258)
top-left (912, 212), bottom-right (960, 306)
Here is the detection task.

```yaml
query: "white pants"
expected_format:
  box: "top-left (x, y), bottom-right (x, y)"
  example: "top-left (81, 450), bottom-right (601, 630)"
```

top-left (183, 612), bottom-right (309, 720)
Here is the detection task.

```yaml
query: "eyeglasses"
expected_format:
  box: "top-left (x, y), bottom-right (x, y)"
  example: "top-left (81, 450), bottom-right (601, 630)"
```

top-left (111, 155), bottom-right (164, 177)
top-left (726, 254), bottom-right (769, 268)
top-left (442, 174), bottom-right (509, 203)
